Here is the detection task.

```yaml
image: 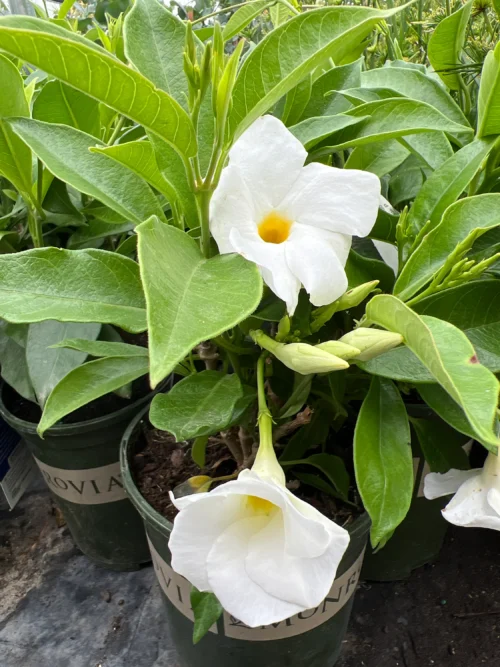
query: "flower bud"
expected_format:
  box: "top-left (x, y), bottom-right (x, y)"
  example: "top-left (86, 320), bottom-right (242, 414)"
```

top-left (174, 475), bottom-right (213, 498)
top-left (339, 328), bottom-right (403, 361)
top-left (336, 280), bottom-right (380, 311)
top-left (315, 340), bottom-right (361, 360)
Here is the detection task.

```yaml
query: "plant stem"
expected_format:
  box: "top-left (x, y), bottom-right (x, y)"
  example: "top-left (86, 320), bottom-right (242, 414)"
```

top-left (191, 0), bottom-right (276, 25)
top-left (27, 209), bottom-right (43, 248)
top-left (445, 0), bottom-right (451, 16)
top-left (196, 187), bottom-right (212, 258)
top-left (107, 116), bottom-right (125, 146)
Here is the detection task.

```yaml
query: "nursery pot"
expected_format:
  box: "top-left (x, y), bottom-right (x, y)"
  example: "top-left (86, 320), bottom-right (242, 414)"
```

top-left (361, 406), bottom-right (448, 582)
top-left (121, 405), bottom-right (371, 667)
top-left (0, 381), bottom-right (159, 571)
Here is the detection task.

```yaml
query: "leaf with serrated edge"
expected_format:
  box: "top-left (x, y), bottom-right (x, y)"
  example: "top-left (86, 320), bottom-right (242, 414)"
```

top-left (137, 217), bottom-right (263, 387)
top-left (0, 248), bottom-right (147, 333)
top-left (366, 294), bottom-right (500, 452)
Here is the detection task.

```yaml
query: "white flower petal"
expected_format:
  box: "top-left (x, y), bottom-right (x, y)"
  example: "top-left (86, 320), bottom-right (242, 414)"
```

top-left (229, 227), bottom-right (300, 314)
top-left (487, 488), bottom-right (500, 516)
top-left (209, 165), bottom-right (258, 254)
top-left (207, 515), bottom-right (304, 627)
top-left (229, 116), bottom-right (307, 211)
top-left (285, 225), bottom-right (349, 307)
top-left (169, 493), bottom-right (244, 591)
top-left (423, 469), bottom-right (480, 500)
top-left (441, 474), bottom-right (500, 529)
top-left (373, 240), bottom-right (399, 274)
top-left (246, 510), bottom-right (348, 610)
top-left (280, 162), bottom-right (381, 237)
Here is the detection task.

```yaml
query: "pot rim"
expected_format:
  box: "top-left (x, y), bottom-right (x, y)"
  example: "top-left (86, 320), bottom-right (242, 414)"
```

top-left (0, 377), bottom-right (171, 438)
top-left (120, 404), bottom-right (371, 538)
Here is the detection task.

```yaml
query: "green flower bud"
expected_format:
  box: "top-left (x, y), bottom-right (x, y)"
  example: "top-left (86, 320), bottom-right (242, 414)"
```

top-left (315, 340), bottom-right (361, 360)
top-left (251, 330), bottom-right (348, 375)
top-left (339, 328), bottom-right (403, 361)
top-left (336, 280), bottom-right (380, 311)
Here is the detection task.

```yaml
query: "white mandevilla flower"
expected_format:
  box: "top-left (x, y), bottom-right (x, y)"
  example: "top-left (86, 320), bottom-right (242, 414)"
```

top-left (424, 452), bottom-right (500, 530)
top-left (210, 115), bottom-right (381, 315)
top-left (169, 442), bottom-right (350, 627)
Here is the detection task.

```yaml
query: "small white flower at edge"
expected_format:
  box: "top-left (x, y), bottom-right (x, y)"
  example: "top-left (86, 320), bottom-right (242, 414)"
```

top-left (168, 446), bottom-right (350, 628)
top-left (424, 452), bottom-right (500, 530)
top-left (209, 115), bottom-right (381, 315)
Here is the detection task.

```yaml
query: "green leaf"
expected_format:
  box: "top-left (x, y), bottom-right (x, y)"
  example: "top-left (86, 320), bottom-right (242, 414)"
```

top-left (43, 178), bottom-right (85, 227)
top-left (289, 114), bottom-right (367, 150)
top-left (0, 16), bottom-right (197, 157)
top-left (33, 80), bottom-right (100, 137)
top-left (407, 139), bottom-right (495, 235)
top-left (427, 0), bottom-right (473, 90)
top-left (68, 220), bottom-right (134, 249)
top-left (38, 355), bottom-right (149, 435)
top-left (124, 0), bottom-right (191, 107)
top-left (280, 404), bottom-right (330, 462)
top-left (345, 139), bottom-right (409, 178)
top-left (270, 1), bottom-right (294, 27)
top-left (370, 200), bottom-right (399, 243)
top-left (282, 75), bottom-right (312, 127)
top-left (0, 54), bottom-right (31, 199)
top-left (345, 249), bottom-right (395, 293)
top-left (90, 141), bottom-right (176, 203)
top-left (137, 217), bottom-right (262, 387)
top-left (288, 453), bottom-right (350, 501)
top-left (366, 294), bottom-right (500, 452)
top-left (354, 376), bottom-right (412, 549)
top-left (478, 42), bottom-right (500, 138)
top-left (191, 588), bottom-right (223, 645)
top-left (9, 119), bottom-right (165, 224)
top-left (222, 0), bottom-right (273, 42)
top-left (26, 321), bottom-right (100, 407)
top-left (320, 98), bottom-right (472, 152)
top-left (360, 66), bottom-right (470, 130)
top-left (0, 323), bottom-right (35, 402)
top-left (415, 280), bottom-right (500, 373)
top-left (278, 373), bottom-right (312, 419)
top-left (52, 338), bottom-right (148, 358)
top-left (191, 435), bottom-right (208, 468)
top-left (395, 194), bottom-right (500, 301)
top-left (0, 248), bottom-right (146, 333)
top-left (411, 417), bottom-right (470, 474)
top-left (359, 345), bottom-right (433, 384)
top-left (150, 371), bottom-right (243, 440)
top-left (299, 58), bottom-right (362, 121)
top-left (401, 131), bottom-right (453, 171)
top-left (229, 5), bottom-right (408, 138)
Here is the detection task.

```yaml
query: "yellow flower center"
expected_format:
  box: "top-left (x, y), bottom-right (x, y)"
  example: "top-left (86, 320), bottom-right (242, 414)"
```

top-left (246, 495), bottom-right (277, 516)
top-left (258, 212), bottom-right (292, 244)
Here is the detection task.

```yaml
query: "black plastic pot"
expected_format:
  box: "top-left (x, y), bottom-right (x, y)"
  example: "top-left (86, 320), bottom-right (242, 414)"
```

top-left (361, 409), bottom-right (448, 582)
top-left (0, 382), bottom-right (159, 571)
top-left (121, 406), bottom-right (371, 667)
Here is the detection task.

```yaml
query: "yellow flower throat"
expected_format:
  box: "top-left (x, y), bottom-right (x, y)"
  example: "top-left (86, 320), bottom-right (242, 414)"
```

top-left (258, 212), bottom-right (292, 244)
top-left (247, 495), bottom-right (277, 516)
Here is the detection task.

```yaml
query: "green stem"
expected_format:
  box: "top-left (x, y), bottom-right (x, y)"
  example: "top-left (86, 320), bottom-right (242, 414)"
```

top-left (445, 0), bottom-right (451, 16)
top-left (196, 187), bottom-right (212, 258)
top-left (27, 209), bottom-right (43, 248)
top-left (191, 0), bottom-right (275, 25)
top-left (37, 159), bottom-right (44, 209)
top-left (107, 115), bottom-right (125, 146)
top-left (254, 353), bottom-right (274, 465)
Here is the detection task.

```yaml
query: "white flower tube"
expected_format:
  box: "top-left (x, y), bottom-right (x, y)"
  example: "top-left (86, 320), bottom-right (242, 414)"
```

top-left (210, 115), bottom-right (381, 315)
top-left (169, 406), bottom-right (351, 628)
top-left (424, 452), bottom-right (500, 530)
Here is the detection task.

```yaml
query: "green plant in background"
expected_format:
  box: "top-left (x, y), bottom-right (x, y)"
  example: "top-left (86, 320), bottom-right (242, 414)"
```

top-left (0, 0), bottom-right (499, 638)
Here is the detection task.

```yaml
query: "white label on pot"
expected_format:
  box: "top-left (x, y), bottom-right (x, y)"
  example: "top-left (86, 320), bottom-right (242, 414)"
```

top-left (147, 537), bottom-right (218, 634)
top-left (33, 458), bottom-right (126, 505)
top-left (223, 549), bottom-right (366, 641)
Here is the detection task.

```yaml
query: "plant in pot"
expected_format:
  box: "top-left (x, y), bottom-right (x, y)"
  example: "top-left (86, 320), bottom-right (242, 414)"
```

top-left (0, 1), bottom-right (499, 664)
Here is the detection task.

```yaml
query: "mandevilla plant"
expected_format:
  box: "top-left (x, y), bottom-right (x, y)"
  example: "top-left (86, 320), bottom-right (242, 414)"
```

top-left (0, 0), bottom-right (499, 643)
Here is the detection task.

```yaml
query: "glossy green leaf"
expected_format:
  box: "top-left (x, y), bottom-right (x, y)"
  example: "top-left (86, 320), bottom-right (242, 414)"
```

top-left (354, 376), bottom-right (412, 549)
top-left (124, 0), bottom-right (191, 106)
top-left (137, 217), bottom-right (262, 387)
top-left (0, 16), bottom-right (197, 157)
top-left (395, 194), bottom-right (500, 301)
top-left (407, 139), bottom-right (495, 235)
top-left (320, 98), bottom-right (472, 152)
top-left (53, 338), bottom-right (147, 358)
top-left (427, 0), bottom-right (473, 90)
top-left (411, 417), bottom-right (470, 474)
top-left (477, 42), bottom-right (500, 138)
top-left (222, 0), bottom-right (273, 41)
top-left (0, 54), bottom-right (31, 199)
top-left (191, 435), bottom-right (208, 468)
top-left (361, 66), bottom-right (469, 130)
top-left (26, 321), bottom-right (100, 406)
top-left (345, 139), bottom-right (409, 177)
top-left (91, 141), bottom-right (176, 203)
top-left (359, 345), bottom-right (433, 383)
top-left (290, 114), bottom-right (367, 150)
top-left (0, 248), bottom-right (146, 333)
top-left (38, 355), bottom-right (149, 435)
top-left (282, 75), bottom-right (312, 127)
top-left (229, 5), bottom-right (407, 138)
top-left (0, 323), bottom-right (34, 402)
top-left (191, 589), bottom-right (223, 645)
top-left (366, 294), bottom-right (500, 452)
top-left (370, 200), bottom-right (399, 243)
top-left (401, 131), bottom-right (453, 171)
top-left (299, 59), bottom-right (362, 121)
top-left (346, 249), bottom-right (395, 293)
top-left (278, 373), bottom-right (312, 419)
top-left (150, 371), bottom-right (243, 440)
top-left (9, 119), bottom-right (165, 224)
top-left (289, 453), bottom-right (350, 501)
top-left (33, 80), bottom-right (100, 137)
